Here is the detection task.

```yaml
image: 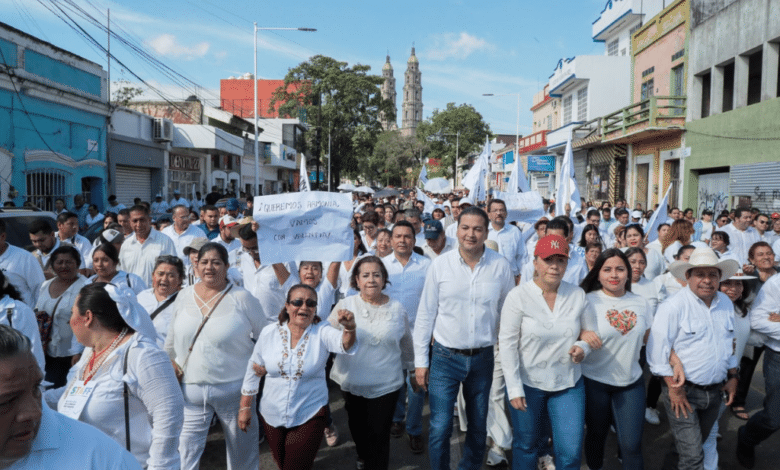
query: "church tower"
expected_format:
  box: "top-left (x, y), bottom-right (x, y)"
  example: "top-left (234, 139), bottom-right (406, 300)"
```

top-left (401, 46), bottom-right (422, 137)
top-left (380, 54), bottom-right (397, 131)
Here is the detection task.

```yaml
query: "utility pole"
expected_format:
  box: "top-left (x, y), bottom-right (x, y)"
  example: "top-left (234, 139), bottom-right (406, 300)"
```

top-left (327, 124), bottom-right (332, 192)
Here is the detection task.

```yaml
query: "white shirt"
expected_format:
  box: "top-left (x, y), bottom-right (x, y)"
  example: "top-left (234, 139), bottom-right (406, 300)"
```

top-left (137, 288), bottom-right (179, 348)
top-left (150, 201), bottom-right (169, 214)
top-left (721, 223), bottom-right (760, 266)
top-left (499, 281), bottom-right (594, 398)
top-left (161, 224), bottom-right (203, 265)
top-left (414, 247), bottom-right (514, 368)
top-left (85, 212), bottom-right (104, 227)
top-left (647, 287), bottom-right (738, 385)
top-left (421, 236), bottom-right (456, 259)
top-left (644, 247), bottom-right (666, 280)
top-left (215, 235), bottom-right (241, 255)
top-left (241, 321), bottom-right (355, 427)
top-left (0, 296), bottom-right (45, 371)
top-left (234, 252), bottom-right (289, 324)
top-left (415, 230), bottom-right (426, 248)
top-left (36, 238), bottom-right (85, 270)
top-left (653, 272), bottom-right (685, 298)
top-left (165, 285), bottom-right (267, 384)
top-left (631, 276), bottom-right (666, 320)
top-left (169, 197), bottom-right (190, 208)
top-left (445, 221), bottom-right (458, 240)
top-left (0, 243), bottom-right (45, 307)
top-left (337, 254), bottom-right (369, 300)
top-left (8, 400), bottom-right (141, 470)
top-left (119, 229), bottom-right (177, 286)
top-left (749, 272), bottom-right (780, 352)
top-left (329, 295), bottom-right (413, 398)
top-left (581, 291), bottom-right (650, 386)
top-left (88, 271), bottom-right (147, 295)
top-left (55, 232), bottom-right (92, 263)
top-left (107, 202), bottom-right (126, 212)
top-left (35, 276), bottom-right (88, 357)
top-left (382, 252), bottom-right (431, 327)
top-left (488, 223), bottom-right (525, 277)
top-left (55, 335), bottom-right (184, 470)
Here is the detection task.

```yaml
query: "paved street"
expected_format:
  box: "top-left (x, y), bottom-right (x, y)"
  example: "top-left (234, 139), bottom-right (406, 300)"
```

top-left (200, 362), bottom-right (780, 470)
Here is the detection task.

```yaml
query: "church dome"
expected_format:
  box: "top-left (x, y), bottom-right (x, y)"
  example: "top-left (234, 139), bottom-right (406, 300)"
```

top-left (383, 55), bottom-right (393, 71)
top-left (407, 47), bottom-right (418, 64)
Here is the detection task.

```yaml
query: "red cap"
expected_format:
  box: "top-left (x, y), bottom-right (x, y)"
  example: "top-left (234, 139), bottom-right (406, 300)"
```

top-left (534, 234), bottom-right (569, 259)
top-left (772, 212), bottom-right (780, 219)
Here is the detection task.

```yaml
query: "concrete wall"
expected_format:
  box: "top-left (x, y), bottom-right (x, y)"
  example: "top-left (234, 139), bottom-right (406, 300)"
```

top-left (128, 100), bottom-right (204, 125)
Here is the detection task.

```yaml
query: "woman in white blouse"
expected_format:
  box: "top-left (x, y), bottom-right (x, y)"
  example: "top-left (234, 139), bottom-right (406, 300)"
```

top-left (89, 243), bottom-right (147, 294)
top-left (165, 242), bottom-right (267, 470)
top-left (499, 234), bottom-right (600, 470)
top-left (623, 224), bottom-right (666, 279)
top-left (137, 255), bottom-right (184, 348)
top-left (35, 245), bottom-right (89, 387)
top-left (329, 256), bottom-right (413, 470)
top-left (579, 248), bottom-right (650, 470)
top-left (238, 284), bottom-right (357, 470)
top-left (51, 282), bottom-right (184, 469)
top-left (0, 270), bottom-right (45, 371)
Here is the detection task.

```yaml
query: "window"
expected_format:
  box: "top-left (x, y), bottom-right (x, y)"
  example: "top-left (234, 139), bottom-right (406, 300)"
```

top-left (563, 95), bottom-right (572, 125)
top-left (26, 169), bottom-right (68, 212)
top-left (747, 49), bottom-right (763, 105)
top-left (547, 115), bottom-right (552, 130)
top-left (700, 72), bottom-right (711, 118)
top-left (621, 48), bottom-right (627, 56)
top-left (722, 62), bottom-right (735, 112)
top-left (641, 79), bottom-right (654, 100)
top-left (607, 39), bottom-right (619, 56)
top-left (671, 65), bottom-right (685, 115)
top-left (577, 87), bottom-right (588, 121)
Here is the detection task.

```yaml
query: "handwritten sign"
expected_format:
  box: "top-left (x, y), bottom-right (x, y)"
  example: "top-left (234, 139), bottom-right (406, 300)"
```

top-left (495, 191), bottom-right (546, 224)
top-left (253, 191), bottom-right (353, 264)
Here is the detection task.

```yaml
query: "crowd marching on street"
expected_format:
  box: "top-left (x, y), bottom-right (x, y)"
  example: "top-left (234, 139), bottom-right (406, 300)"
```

top-left (3, 185), bottom-right (780, 470)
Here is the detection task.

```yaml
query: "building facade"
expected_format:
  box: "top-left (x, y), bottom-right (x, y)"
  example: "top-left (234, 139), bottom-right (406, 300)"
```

top-left (401, 47), bottom-right (423, 137)
top-left (380, 55), bottom-right (397, 131)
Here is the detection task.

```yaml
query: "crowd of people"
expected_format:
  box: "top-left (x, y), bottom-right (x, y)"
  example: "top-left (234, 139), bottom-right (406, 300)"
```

top-left (1, 187), bottom-right (780, 470)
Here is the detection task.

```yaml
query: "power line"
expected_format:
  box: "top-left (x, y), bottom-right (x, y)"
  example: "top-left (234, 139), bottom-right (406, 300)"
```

top-left (685, 129), bottom-right (780, 142)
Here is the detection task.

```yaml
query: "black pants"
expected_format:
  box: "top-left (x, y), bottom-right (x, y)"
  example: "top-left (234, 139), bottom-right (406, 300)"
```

top-left (44, 354), bottom-right (73, 388)
top-left (343, 388), bottom-right (401, 470)
top-left (735, 347), bottom-right (765, 408)
top-left (640, 346), bottom-right (662, 408)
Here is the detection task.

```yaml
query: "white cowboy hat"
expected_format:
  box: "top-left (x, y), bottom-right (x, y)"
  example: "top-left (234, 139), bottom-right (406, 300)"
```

top-left (669, 246), bottom-right (740, 282)
top-left (726, 268), bottom-right (757, 281)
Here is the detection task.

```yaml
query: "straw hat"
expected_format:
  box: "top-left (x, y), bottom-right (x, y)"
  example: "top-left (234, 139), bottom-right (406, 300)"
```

top-left (669, 247), bottom-right (740, 282)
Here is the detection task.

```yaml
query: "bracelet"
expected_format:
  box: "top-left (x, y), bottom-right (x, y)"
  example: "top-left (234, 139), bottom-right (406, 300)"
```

top-left (239, 407), bottom-right (252, 411)
top-left (343, 328), bottom-right (356, 332)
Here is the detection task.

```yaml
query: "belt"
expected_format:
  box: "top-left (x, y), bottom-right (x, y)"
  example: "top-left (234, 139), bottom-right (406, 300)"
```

top-left (684, 380), bottom-right (724, 391)
top-left (437, 342), bottom-right (491, 357)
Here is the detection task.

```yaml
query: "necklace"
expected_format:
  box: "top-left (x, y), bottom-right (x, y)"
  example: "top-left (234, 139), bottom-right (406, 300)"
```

top-left (82, 328), bottom-right (128, 384)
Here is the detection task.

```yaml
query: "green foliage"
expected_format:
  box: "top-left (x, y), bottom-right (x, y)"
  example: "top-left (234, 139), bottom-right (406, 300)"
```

top-left (111, 80), bottom-right (144, 107)
top-left (368, 130), bottom-right (430, 186)
top-left (269, 55), bottom-right (395, 188)
top-left (415, 103), bottom-right (492, 178)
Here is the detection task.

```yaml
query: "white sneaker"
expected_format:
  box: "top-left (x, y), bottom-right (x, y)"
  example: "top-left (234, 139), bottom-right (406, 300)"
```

top-left (645, 407), bottom-right (661, 425)
top-left (486, 446), bottom-right (508, 467)
top-left (323, 424), bottom-right (339, 446)
top-left (537, 454), bottom-right (555, 470)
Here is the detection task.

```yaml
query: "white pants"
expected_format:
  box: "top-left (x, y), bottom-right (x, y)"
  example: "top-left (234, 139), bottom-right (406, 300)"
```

top-left (456, 348), bottom-right (512, 449)
top-left (179, 381), bottom-right (259, 470)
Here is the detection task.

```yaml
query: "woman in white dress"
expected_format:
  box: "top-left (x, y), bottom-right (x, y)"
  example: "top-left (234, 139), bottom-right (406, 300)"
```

top-left (51, 283), bottom-right (184, 469)
top-left (137, 255), bottom-right (184, 347)
top-left (89, 243), bottom-right (147, 295)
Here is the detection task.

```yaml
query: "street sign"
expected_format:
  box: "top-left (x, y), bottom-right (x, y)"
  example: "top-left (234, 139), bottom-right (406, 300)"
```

top-left (527, 155), bottom-right (556, 172)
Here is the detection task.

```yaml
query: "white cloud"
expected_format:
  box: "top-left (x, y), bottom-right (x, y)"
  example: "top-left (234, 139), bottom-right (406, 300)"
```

top-left (424, 32), bottom-right (495, 60)
top-left (147, 34), bottom-right (210, 60)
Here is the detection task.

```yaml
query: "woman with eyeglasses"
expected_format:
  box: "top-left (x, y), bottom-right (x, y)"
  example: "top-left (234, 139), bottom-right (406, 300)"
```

top-left (89, 243), bottom-right (147, 295)
top-left (164, 242), bottom-right (267, 470)
top-left (137, 255), bottom-right (185, 348)
top-left (329, 256), bottom-right (413, 470)
top-left (238, 284), bottom-right (357, 470)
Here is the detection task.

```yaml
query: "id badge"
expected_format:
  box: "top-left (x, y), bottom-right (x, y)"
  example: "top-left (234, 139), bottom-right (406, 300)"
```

top-left (59, 380), bottom-right (95, 419)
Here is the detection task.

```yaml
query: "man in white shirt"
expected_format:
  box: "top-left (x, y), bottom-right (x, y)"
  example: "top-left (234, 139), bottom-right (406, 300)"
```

top-left (721, 207), bottom-right (761, 268)
top-left (53, 198), bottom-right (67, 215)
top-left (215, 215), bottom-right (241, 258)
top-left (85, 204), bottom-right (104, 228)
top-left (161, 205), bottom-right (203, 266)
top-left (383, 221), bottom-right (432, 453)
top-left (119, 205), bottom-right (177, 286)
top-left (150, 194), bottom-right (169, 215)
top-left (169, 189), bottom-right (190, 210)
top-left (487, 199), bottom-right (524, 285)
top-left (422, 220), bottom-right (455, 259)
top-left (190, 192), bottom-right (203, 213)
top-left (739, 273), bottom-right (780, 468)
top-left (414, 207), bottom-right (514, 470)
top-left (403, 209), bottom-right (426, 248)
top-left (753, 213), bottom-right (772, 242)
top-left (106, 195), bottom-right (125, 213)
top-left (445, 197), bottom-right (473, 239)
top-left (0, 221), bottom-right (45, 307)
top-left (55, 212), bottom-right (91, 264)
top-left (233, 225), bottom-right (287, 324)
top-left (647, 247), bottom-right (739, 470)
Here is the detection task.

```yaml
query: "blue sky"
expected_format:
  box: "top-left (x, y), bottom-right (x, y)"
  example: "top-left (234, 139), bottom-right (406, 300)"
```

top-left (3, 0), bottom-right (609, 136)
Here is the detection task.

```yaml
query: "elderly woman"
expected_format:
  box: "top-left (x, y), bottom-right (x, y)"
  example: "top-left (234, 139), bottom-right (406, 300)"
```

top-left (580, 249), bottom-right (650, 470)
top-left (499, 235), bottom-right (600, 470)
top-left (238, 284), bottom-right (357, 470)
top-left (35, 245), bottom-right (89, 387)
top-left (0, 270), bottom-right (45, 371)
top-left (89, 243), bottom-right (147, 294)
top-left (329, 256), bottom-right (413, 470)
top-left (48, 283), bottom-right (184, 469)
top-left (137, 255), bottom-right (184, 348)
top-left (165, 242), bottom-right (266, 470)
top-left (624, 224), bottom-right (666, 279)
top-left (584, 242), bottom-right (602, 272)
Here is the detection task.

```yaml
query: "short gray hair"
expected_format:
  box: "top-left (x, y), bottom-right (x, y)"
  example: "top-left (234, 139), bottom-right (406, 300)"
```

top-left (0, 325), bottom-right (32, 360)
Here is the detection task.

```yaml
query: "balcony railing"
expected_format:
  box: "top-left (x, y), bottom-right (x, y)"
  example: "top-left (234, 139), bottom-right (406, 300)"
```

top-left (602, 96), bottom-right (686, 140)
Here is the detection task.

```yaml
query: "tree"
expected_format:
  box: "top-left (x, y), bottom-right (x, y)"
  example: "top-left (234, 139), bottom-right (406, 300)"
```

top-left (415, 103), bottom-right (492, 180)
top-left (368, 130), bottom-right (430, 186)
top-left (270, 55), bottom-right (395, 189)
top-left (111, 80), bottom-right (144, 107)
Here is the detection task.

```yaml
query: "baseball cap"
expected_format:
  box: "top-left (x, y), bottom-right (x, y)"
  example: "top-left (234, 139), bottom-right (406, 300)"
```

top-left (631, 210), bottom-right (643, 219)
top-left (534, 234), bottom-right (569, 259)
top-left (226, 198), bottom-right (239, 211)
top-left (772, 212), bottom-right (780, 219)
top-left (173, 189), bottom-right (181, 194)
top-left (460, 196), bottom-right (474, 207)
top-left (424, 219), bottom-right (443, 239)
top-left (219, 215), bottom-right (238, 228)
top-left (183, 237), bottom-right (209, 256)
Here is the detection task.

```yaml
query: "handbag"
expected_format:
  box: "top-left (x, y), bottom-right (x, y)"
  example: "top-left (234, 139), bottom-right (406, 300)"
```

top-left (35, 296), bottom-right (64, 350)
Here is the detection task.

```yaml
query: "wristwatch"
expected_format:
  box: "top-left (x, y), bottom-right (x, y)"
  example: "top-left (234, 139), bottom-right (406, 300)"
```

top-left (727, 371), bottom-right (739, 381)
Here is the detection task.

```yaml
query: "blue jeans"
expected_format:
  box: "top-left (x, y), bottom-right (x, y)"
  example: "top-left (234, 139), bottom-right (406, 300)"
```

top-left (584, 376), bottom-right (645, 470)
top-left (741, 347), bottom-right (780, 447)
top-left (428, 342), bottom-right (493, 470)
top-left (392, 372), bottom-right (426, 436)
top-left (509, 377), bottom-right (585, 470)
top-left (661, 382), bottom-right (722, 470)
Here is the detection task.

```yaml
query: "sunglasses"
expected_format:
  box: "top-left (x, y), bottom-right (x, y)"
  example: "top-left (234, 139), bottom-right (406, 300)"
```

top-left (289, 299), bottom-right (317, 308)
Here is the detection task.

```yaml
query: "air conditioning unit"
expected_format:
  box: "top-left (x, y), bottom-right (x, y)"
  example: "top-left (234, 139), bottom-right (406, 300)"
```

top-left (153, 118), bottom-right (173, 142)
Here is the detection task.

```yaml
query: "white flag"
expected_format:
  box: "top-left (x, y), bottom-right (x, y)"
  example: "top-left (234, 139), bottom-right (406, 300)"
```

top-left (299, 159), bottom-right (311, 192)
top-left (419, 164), bottom-right (429, 186)
top-left (416, 188), bottom-right (435, 215)
top-left (555, 136), bottom-right (580, 218)
top-left (506, 159), bottom-right (531, 194)
top-left (645, 184), bottom-right (672, 242)
top-left (462, 136), bottom-right (491, 202)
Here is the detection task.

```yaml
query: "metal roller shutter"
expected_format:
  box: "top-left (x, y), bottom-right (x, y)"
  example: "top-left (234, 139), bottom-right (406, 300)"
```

top-left (115, 166), bottom-right (152, 207)
top-left (730, 162), bottom-right (780, 213)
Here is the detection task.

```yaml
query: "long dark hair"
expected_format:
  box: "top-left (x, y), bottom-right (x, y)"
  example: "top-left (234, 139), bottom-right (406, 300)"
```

top-left (580, 248), bottom-right (633, 294)
top-left (0, 271), bottom-right (22, 301)
top-left (278, 284), bottom-right (321, 325)
top-left (578, 224), bottom-right (603, 248)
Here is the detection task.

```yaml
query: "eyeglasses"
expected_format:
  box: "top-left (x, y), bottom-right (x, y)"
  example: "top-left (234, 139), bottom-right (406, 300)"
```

top-left (156, 255), bottom-right (182, 265)
top-left (288, 299), bottom-right (317, 308)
